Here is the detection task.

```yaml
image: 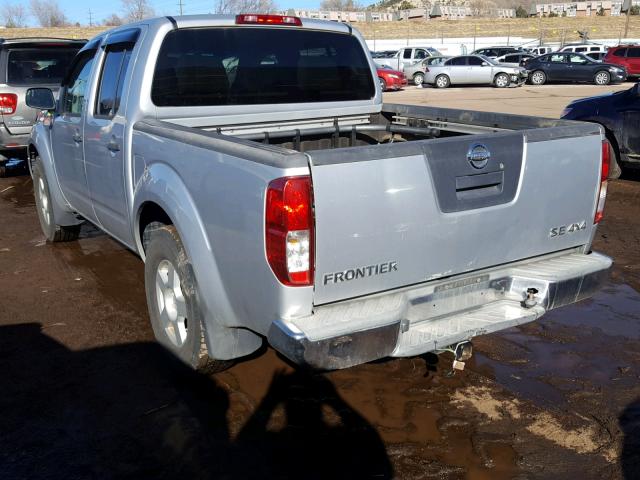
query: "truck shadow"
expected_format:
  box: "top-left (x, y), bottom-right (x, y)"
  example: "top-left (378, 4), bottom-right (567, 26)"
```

top-left (0, 323), bottom-right (392, 479)
top-left (620, 398), bottom-right (640, 479)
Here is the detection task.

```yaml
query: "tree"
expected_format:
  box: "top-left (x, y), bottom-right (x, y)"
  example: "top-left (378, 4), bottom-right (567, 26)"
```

top-left (1, 2), bottom-right (27, 27)
top-left (30, 0), bottom-right (67, 27)
top-left (213, 0), bottom-right (277, 14)
top-left (121, 0), bottom-right (154, 22)
top-left (319, 0), bottom-right (362, 10)
top-left (596, 6), bottom-right (605, 15)
top-left (515, 5), bottom-right (528, 17)
top-left (103, 13), bottom-right (123, 26)
top-left (630, 5), bottom-right (640, 14)
top-left (547, 10), bottom-right (558, 17)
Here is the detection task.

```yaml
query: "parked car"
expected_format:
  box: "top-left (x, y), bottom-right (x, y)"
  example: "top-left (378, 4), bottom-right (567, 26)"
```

top-left (527, 46), bottom-right (554, 56)
top-left (559, 43), bottom-right (607, 54)
top-left (404, 56), bottom-right (450, 85)
top-left (603, 45), bottom-right (640, 77)
top-left (471, 46), bottom-right (522, 59)
top-left (27, 14), bottom-right (611, 372)
top-left (526, 52), bottom-right (626, 85)
top-left (375, 46), bottom-right (442, 71)
top-left (376, 64), bottom-right (407, 90)
top-left (424, 55), bottom-right (528, 88)
top-left (495, 52), bottom-right (536, 67)
top-left (562, 82), bottom-right (640, 178)
top-left (0, 37), bottom-right (86, 176)
top-left (370, 50), bottom-right (396, 59)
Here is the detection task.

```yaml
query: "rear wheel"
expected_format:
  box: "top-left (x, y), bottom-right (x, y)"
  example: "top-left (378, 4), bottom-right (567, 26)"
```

top-left (32, 158), bottom-right (81, 242)
top-left (413, 72), bottom-right (425, 86)
top-left (594, 70), bottom-right (610, 86)
top-left (530, 70), bottom-right (546, 85)
top-left (435, 74), bottom-right (450, 88)
top-left (378, 77), bottom-right (387, 92)
top-left (144, 223), bottom-right (233, 374)
top-left (494, 72), bottom-right (510, 88)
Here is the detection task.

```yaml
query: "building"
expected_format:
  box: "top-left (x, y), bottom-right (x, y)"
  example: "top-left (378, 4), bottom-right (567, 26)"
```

top-left (285, 6), bottom-right (516, 22)
top-left (533, 0), bottom-right (640, 16)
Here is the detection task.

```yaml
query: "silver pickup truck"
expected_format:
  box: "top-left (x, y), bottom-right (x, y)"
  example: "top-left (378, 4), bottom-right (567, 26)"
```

top-left (26, 14), bottom-right (612, 372)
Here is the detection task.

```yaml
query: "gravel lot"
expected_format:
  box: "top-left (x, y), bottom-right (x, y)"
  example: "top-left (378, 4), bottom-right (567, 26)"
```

top-left (1, 83), bottom-right (639, 479)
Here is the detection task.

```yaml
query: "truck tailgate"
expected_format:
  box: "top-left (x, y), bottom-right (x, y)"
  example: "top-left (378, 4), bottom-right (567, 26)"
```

top-left (308, 130), bottom-right (602, 305)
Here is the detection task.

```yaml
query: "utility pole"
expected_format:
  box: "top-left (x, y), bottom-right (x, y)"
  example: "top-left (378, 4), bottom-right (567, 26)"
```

top-left (622, 0), bottom-right (631, 39)
top-left (88, 9), bottom-right (93, 27)
top-left (178, 0), bottom-right (185, 15)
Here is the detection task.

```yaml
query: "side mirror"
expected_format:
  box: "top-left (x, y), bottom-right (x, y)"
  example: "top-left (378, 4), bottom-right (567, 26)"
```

top-left (26, 88), bottom-right (56, 111)
top-left (482, 62), bottom-right (489, 66)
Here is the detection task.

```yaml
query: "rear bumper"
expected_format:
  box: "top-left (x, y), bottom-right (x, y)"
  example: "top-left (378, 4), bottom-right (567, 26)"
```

top-left (0, 124), bottom-right (30, 150)
top-left (268, 251), bottom-right (612, 370)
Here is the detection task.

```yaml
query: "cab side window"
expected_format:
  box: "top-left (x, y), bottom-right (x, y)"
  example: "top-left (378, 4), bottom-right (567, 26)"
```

top-left (61, 51), bottom-right (96, 115)
top-left (402, 49), bottom-right (411, 59)
top-left (95, 43), bottom-right (134, 118)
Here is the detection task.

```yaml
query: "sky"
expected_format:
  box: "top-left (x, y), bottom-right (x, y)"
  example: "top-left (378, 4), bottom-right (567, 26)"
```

top-left (15, 0), bottom-right (322, 26)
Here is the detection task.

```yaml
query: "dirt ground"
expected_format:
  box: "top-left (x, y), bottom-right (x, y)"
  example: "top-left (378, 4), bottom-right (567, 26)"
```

top-left (1, 84), bottom-right (639, 479)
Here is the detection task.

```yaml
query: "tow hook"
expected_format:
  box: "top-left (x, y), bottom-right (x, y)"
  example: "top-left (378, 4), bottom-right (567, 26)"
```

top-left (523, 287), bottom-right (539, 309)
top-left (441, 341), bottom-right (473, 376)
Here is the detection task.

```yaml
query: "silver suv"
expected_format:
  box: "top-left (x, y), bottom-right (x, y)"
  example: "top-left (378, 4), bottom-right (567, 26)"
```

top-left (0, 37), bottom-right (85, 175)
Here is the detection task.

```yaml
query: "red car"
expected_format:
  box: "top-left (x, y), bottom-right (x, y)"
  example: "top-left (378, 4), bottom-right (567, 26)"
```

top-left (604, 45), bottom-right (640, 77)
top-left (376, 66), bottom-right (407, 91)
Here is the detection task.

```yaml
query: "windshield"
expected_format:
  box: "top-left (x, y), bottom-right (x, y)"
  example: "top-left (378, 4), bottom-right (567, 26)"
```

top-left (152, 27), bottom-right (375, 107)
top-left (7, 48), bottom-right (79, 86)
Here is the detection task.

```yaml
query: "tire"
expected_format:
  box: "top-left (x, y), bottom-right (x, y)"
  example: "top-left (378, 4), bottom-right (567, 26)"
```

top-left (32, 158), bottom-right (81, 242)
top-left (607, 137), bottom-right (623, 179)
top-left (144, 223), bottom-right (233, 374)
top-left (494, 72), bottom-right (510, 88)
top-left (413, 72), bottom-right (425, 86)
top-left (435, 74), bottom-right (450, 88)
top-left (378, 77), bottom-right (387, 92)
top-left (530, 70), bottom-right (546, 85)
top-left (594, 70), bottom-right (610, 86)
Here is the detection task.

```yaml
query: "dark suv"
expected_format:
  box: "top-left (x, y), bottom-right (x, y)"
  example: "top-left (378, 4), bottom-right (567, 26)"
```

top-left (0, 37), bottom-right (85, 175)
top-left (603, 45), bottom-right (640, 77)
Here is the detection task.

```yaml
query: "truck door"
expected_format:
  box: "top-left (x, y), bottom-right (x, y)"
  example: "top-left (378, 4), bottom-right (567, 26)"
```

top-left (50, 48), bottom-right (98, 221)
top-left (83, 29), bottom-right (139, 245)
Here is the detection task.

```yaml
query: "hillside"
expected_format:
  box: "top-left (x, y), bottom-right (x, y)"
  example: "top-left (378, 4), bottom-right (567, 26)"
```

top-left (0, 16), bottom-right (638, 43)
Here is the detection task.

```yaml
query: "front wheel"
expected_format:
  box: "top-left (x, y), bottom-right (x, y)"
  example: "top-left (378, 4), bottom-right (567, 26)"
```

top-left (594, 70), bottom-right (611, 86)
top-left (32, 158), bottom-right (81, 242)
top-left (378, 77), bottom-right (387, 92)
top-left (144, 223), bottom-right (233, 373)
top-left (435, 74), bottom-right (450, 88)
top-left (530, 70), bottom-right (546, 85)
top-left (494, 73), bottom-right (510, 88)
top-left (413, 72), bottom-right (425, 86)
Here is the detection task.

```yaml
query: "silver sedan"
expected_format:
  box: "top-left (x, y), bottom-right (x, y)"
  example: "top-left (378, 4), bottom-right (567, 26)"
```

top-left (403, 56), bottom-right (451, 86)
top-left (424, 55), bottom-right (528, 88)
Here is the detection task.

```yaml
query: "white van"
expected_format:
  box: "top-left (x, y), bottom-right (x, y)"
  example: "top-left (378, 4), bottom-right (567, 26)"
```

top-left (559, 44), bottom-right (607, 54)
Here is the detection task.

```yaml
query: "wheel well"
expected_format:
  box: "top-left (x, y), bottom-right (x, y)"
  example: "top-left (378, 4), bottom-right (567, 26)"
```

top-left (138, 201), bottom-right (173, 252)
top-left (602, 127), bottom-right (621, 163)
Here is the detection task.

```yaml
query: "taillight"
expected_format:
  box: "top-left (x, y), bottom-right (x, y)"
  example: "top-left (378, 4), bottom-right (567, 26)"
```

top-left (265, 176), bottom-right (314, 286)
top-left (0, 93), bottom-right (17, 114)
top-left (594, 140), bottom-right (610, 224)
top-left (236, 14), bottom-right (302, 26)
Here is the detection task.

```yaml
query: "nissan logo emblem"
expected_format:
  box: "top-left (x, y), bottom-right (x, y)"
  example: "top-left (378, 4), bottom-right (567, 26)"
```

top-left (467, 144), bottom-right (491, 169)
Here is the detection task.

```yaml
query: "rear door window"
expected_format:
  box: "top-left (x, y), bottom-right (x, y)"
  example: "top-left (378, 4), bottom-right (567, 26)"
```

top-left (628, 48), bottom-right (640, 58)
top-left (613, 48), bottom-right (628, 57)
top-left (467, 56), bottom-right (483, 66)
top-left (152, 28), bottom-right (375, 106)
top-left (95, 44), bottom-right (133, 117)
top-left (446, 57), bottom-right (466, 66)
top-left (550, 54), bottom-right (566, 63)
top-left (575, 47), bottom-right (587, 52)
top-left (7, 48), bottom-right (79, 85)
top-left (402, 49), bottom-right (412, 59)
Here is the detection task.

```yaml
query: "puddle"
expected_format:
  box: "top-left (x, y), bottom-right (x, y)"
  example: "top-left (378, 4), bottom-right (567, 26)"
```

top-left (475, 282), bottom-right (640, 407)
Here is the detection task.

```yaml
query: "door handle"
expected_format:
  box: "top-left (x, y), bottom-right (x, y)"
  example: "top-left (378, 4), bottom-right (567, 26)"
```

top-left (72, 132), bottom-right (82, 143)
top-left (106, 140), bottom-right (120, 153)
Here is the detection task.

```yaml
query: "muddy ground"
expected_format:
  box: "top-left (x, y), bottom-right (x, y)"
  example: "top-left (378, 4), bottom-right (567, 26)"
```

top-left (1, 84), bottom-right (640, 479)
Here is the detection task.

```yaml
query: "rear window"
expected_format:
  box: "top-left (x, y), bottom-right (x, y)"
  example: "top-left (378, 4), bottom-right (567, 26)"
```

top-left (7, 48), bottom-right (79, 86)
top-left (152, 28), bottom-right (375, 107)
